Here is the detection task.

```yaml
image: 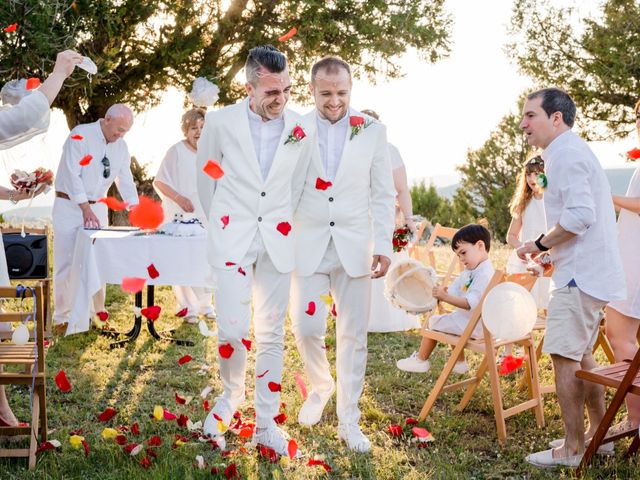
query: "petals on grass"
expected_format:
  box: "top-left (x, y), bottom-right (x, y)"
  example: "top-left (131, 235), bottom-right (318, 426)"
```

top-left (268, 382), bottom-right (281, 392)
top-left (36, 440), bottom-right (60, 454)
top-left (98, 196), bottom-right (128, 211)
top-left (288, 439), bottom-right (298, 459)
top-left (163, 409), bottom-right (177, 421)
top-left (178, 354), bottom-right (193, 365)
top-left (278, 27), bottom-right (297, 42)
top-left (131, 423), bottom-right (140, 435)
top-left (305, 301), bottom-right (315, 315)
top-left (276, 221), bottom-right (291, 236)
top-left (25, 77), bottom-right (41, 90)
top-left (273, 412), bottom-right (287, 425)
top-left (153, 405), bottom-right (164, 421)
top-left (387, 424), bottom-right (402, 437)
top-left (217, 420), bottom-right (227, 433)
top-left (82, 439), bottom-right (90, 457)
top-left (79, 154), bottom-right (93, 166)
top-left (203, 160), bottom-right (224, 180)
top-left (101, 428), bottom-right (118, 440)
top-left (412, 427), bottom-right (430, 438)
top-left (177, 414), bottom-right (189, 427)
top-left (241, 338), bottom-right (252, 351)
top-left (175, 392), bottom-right (186, 405)
top-left (115, 434), bottom-right (127, 445)
top-left (499, 354), bottom-right (527, 375)
top-left (69, 435), bottom-right (84, 449)
top-left (238, 426), bottom-right (253, 438)
top-left (121, 277), bottom-right (146, 294)
top-left (405, 417), bottom-right (418, 425)
top-left (3, 23), bottom-right (17, 33)
top-left (140, 456), bottom-right (152, 469)
top-left (294, 372), bottom-right (308, 400)
top-left (307, 458), bottom-right (332, 472)
top-left (129, 195), bottom-right (164, 230)
top-left (70, 134), bottom-right (84, 140)
top-left (141, 305), bottom-right (162, 321)
top-left (147, 263), bottom-right (159, 279)
top-left (96, 311), bottom-right (109, 322)
top-left (97, 407), bottom-right (117, 422)
top-left (221, 215), bottom-right (229, 229)
top-left (224, 463), bottom-right (238, 479)
top-left (315, 178), bottom-right (332, 190)
top-left (147, 435), bottom-right (162, 447)
top-left (54, 369), bottom-right (72, 393)
top-left (203, 400), bottom-right (210, 412)
top-left (259, 445), bottom-right (279, 463)
top-left (218, 343), bottom-right (234, 359)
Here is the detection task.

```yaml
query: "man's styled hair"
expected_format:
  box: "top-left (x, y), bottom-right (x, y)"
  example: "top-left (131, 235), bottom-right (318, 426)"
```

top-left (527, 88), bottom-right (577, 128)
top-left (451, 224), bottom-right (492, 253)
top-left (245, 45), bottom-right (287, 86)
top-left (181, 108), bottom-right (205, 136)
top-left (361, 109), bottom-right (379, 120)
top-left (311, 56), bottom-right (351, 84)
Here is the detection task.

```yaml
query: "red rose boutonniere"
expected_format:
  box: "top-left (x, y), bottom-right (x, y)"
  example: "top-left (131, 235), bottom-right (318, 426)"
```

top-left (349, 115), bottom-right (373, 140)
top-left (284, 124), bottom-right (306, 145)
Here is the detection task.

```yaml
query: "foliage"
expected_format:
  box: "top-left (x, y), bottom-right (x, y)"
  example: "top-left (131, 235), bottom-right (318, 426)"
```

top-left (457, 97), bottom-right (533, 240)
top-left (410, 181), bottom-right (478, 229)
top-left (508, 0), bottom-right (640, 139)
top-left (0, 0), bottom-right (452, 128)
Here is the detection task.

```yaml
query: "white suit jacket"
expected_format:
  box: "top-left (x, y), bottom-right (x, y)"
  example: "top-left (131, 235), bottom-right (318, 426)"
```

top-left (196, 99), bottom-right (313, 273)
top-left (0, 91), bottom-right (50, 149)
top-left (294, 109), bottom-right (395, 278)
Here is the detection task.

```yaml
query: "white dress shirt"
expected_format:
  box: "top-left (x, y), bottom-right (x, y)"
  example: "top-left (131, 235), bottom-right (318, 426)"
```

top-left (54, 120), bottom-right (139, 206)
top-left (316, 111), bottom-right (349, 181)
top-left (543, 130), bottom-right (625, 301)
top-left (0, 90), bottom-right (50, 149)
top-left (247, 103), bottom-right (284, 181)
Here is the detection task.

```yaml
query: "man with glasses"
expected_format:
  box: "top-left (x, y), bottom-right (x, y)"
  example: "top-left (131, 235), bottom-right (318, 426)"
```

top-left (52, 104), bottom-right (139, 333)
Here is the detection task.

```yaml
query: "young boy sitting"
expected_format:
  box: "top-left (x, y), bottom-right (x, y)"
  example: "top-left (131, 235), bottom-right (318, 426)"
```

top-left (397, 223), bottom-right (495, 374)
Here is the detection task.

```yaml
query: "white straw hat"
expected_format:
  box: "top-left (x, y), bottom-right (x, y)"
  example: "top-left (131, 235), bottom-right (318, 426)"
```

top-left (384, 258), bottom-right (437, 314)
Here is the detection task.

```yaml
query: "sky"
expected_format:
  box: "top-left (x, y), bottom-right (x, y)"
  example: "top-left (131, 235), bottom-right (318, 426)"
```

top-left (0, 0), bottom-right (636, 213)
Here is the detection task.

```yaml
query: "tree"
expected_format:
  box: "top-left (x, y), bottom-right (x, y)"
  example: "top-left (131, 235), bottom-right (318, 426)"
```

top-left (0, 0), bottom-right (452, 127)
top-left (410, 181), bottom-right (478, 229)
top-left (508, 0), bottom-right (640, 139)
top-left (457, 98), bottom-right (532, 240)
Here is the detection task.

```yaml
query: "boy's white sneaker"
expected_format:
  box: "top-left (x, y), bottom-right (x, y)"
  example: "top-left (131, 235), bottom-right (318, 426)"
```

top-left (453, 360), bottom-right (469, 374)
top-left (396, 351), bottom-right (430, 373)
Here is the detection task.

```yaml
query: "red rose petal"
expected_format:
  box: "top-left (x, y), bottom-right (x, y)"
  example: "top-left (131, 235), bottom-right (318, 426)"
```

top-left (124, 442), bottom-right (139, 454)
top-left (131, 423), bottom-right (140, 435)
top-left (627, 147), bottom-right (640, 160)
top-left (387, 424), bottom-right (402, 437)
top-left (287, 439), bottom-right (298, 459)
top-left (225, 261), bottom-right (236, 266)
top-left (178, 354), bottom-right (192, 365)
top-left (163, 409), bottom-right (177, 421)
top-left (176, 307), bottom-right (188, 317)
top-left (147, 435), bottom-right (162, 446)
top-left (177, 414), bottom-right (189, 427)
top-left (203, 400), bottom-right (210, 412)
top-left (331, 303), bottom-right (337, 317)
top-left (273, 412), bottom-right (287, 424)
top-left (25, 77), bottom-right (41, 90)
top-left (147, 263), bottom-right (159, 279)
top-left (267, 382), bottom-right (281, 392)
top-left (256, 369), bottom-right (269, 379)
top-left (405, 417), bottom-right (418, 425)
top-left (305, 301), bottom-right (316, 316)
top-left (238, 426), bottom-right (254, 438)
top-left (241, 338), bottom-right (252, 351)
top-left (219, 343), bottom-right (234, 359)
top-left (82, 439), bottom-right (90, 457)
top-left (146, 448), bottom-right (158, 458)
top-left (79, 154), bottom-right (93, 166)
top-left (315, 178), bottom-right (332, 190)
top-left (224, 463), bottom-right (238, 479)
top-left (221, 215), bottom-right (229, 229)
top-left (175, 392), bottom-right (186, 405)
top-left (115, 434), bottom-right (127, 445)
top-left (141, 305), bottom-right (161, 321)
top-left (70, 134), bottom-right (84, 140)
top-left (129, 195), bottom-right (164, 230)
top-left (203, 160), bottom-right (224, 180)
top-left (237, 266), bottom-right (246, 276)
top-left (121, 277), bottom-right (146, 294)
top-left (3, 23), bottom-right (17, 33)
top-left (70, 427), bottom-right (84, 436)
top-left (140, 456), bottom-right (152, 469)
top-left (276, 221), bottom-right (291, 236)
top-left (412, 426), bottom-right (430, 438)
top-left (98, 407), bottom-right (117, 422)
top-left (307, 458), bottom-right (332, 472)
top-left (98, 196), bottom-right (128, 211)
top-left (96, 311), bottom-right (109, 322)
top-left (54, 369), bottom-right (72, 393)
top-left (36, 441), bottom-right (56, 454)
top-left (278, 27), bottom-right (297, 42)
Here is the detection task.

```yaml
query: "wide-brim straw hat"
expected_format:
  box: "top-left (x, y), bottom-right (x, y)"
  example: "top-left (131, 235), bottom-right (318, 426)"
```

top-left (384, 258), bottom-right (437, 314)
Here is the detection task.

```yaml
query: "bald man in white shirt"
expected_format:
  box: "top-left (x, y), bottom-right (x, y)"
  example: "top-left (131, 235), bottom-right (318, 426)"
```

top-left (52, 104), bottom-right (139, 332)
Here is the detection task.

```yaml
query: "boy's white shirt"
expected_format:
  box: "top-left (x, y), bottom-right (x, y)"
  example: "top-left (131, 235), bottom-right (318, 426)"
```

top-left (442, 258), bottom-right (494, 329)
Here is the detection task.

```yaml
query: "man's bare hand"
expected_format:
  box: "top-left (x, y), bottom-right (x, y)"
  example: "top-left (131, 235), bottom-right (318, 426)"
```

top-left (80, 203), bottom-right (100, 229)
top-left (371, 254), bottom-right (391, 279)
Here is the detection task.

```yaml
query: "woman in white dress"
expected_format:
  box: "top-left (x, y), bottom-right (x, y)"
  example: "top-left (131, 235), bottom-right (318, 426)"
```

top-left (605, 99), bottom-right (640, 431)
top-left (363, 110), bottom-right (420, 332)
top-left (153, 108), bottom-right (216, 323)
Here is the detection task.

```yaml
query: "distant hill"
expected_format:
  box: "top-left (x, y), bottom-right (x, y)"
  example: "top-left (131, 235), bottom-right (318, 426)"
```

top-left (1, 205), bottom-right (52, 225)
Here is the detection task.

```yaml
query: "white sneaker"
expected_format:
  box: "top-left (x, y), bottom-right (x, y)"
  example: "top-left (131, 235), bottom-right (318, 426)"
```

top-left (338, 424), bottom-right (371, 453)
top-left (298, 387), bottom-right (335, 426)
top-left (453, 360), bottom-right (469, 374)
top-left (396, 352), bottom-right (430, 373)
top-left (253, 426), bottom-right (302, 458)
top-left (548, 438), bottom-right (615, 456)
top-left (203, 397), bottom-right (233, 449)
top-left (183, 315), bottom-right (198, 324)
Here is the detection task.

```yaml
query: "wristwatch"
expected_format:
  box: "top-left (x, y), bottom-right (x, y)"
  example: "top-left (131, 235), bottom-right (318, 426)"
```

top-left (534, 234), bottom-right (549, 252)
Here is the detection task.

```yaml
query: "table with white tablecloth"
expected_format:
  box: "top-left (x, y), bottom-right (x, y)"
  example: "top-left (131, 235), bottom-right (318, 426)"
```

top-left (66, 229), bottom-right (214, 337)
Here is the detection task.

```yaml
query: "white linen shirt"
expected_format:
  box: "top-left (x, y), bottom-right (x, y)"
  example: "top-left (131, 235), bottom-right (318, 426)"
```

top-left (247, 103), bottom-right (284, 181)
top-left (542, 129), bottom-right (625, 301)
top-left (0, 90), bottom-right (50, 149)
top-left (54, 120), bottom-right (139, 206)
top-left (316, 111), bottom-right (349, 181)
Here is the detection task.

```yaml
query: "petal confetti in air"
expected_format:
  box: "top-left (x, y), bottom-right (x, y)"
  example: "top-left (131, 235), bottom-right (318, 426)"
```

top-left (278, 27), bottom-right (297, 42)
top-left (241, 338), bottom-right (252, 351)
top-left (627, 147), bottom-right (640, 160)
top-left (79, 154), bottom-right (93, 166)
top-left (129, 195), bottom-right (164, 230)
top-left (219, 343), bottom-right (234, 359)
top-left (221, 215), bottom-right (229, 229)
top-left (121, 277), bottom-right (146, 294)
top-left (203, 160), bottom-right (224, 180)
top-left (176, 307), bottom-right (188, 317)
top-left (294, 372), bottom-right (308, 400)
top-left (153, 405), bottom-right (164, 421)
top-left (225, 261), bottom-right (236, 266)
top-left (238, 426), bottom-right (254, 438)
top-left (98, 407), bottom-right (117, 422)
top-left (55, 369), bottom-right (72, 393)
top-left (305, 301), bottom-right (316, 316)
top-left (237, 266), bottom-right (246, 276)
top-left (273, 412), bottom-right (287, 424)
top-left (320, 294), bottom-right (333, 306)
top-left (315, 178), bottom-right (332, 190)
top-left (276, 221), bottom-right (291, 236)
top-left (25, 77), bottom-right (41, 90)
top-left (70, 134), bottom-right (84, 140)
top-left (288, 439), bottom-right (298, 459)
top-left (147, 263), bottom-right (159, 279)
top-left (141, 305), bottom-right (162, 321)
top-left (268, 382), bottom-right (282, 392)
top-left (178, 354), bottom-right (193, 365)
top-left (3, 23), bottom-right (17, 33)
top-left (98, 196), bottom-right (128, 211)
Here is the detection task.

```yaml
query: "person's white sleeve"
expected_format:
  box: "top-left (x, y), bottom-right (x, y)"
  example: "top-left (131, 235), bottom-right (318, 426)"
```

top-left (0, 91), bottom-right (50, 148)
top-left (114, 147), bottom-right (139, 206)
top-left (557, 155), bottom-right (596, 235)
top-left (370, 124), bottom-right (395, 259)
top-left (196, 112), bottom-right (222, 222)
top-left (155, 145), bottom-right (179, 190)
top-left (388, 143), bottom-right (404, 169)
top-left (465, 270), bottom-right (492, 310)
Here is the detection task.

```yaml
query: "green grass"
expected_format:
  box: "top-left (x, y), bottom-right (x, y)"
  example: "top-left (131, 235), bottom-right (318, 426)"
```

top-left (1, 245), bottom-right (638, 479)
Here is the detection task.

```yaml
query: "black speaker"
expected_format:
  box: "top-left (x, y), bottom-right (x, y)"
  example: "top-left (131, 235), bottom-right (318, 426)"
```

top-left (3, 233), bottom-right (48, 279)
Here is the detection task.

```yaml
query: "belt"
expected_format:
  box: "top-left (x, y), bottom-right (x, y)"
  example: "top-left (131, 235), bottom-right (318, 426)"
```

top-left (55, 191), bottom-right (96, 204)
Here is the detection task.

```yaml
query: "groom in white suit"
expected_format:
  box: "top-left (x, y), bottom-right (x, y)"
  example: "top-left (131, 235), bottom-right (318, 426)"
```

top-left (290, 57), bottom-right (395, 452)
top-left (196, 45), bottom-right (312, 455)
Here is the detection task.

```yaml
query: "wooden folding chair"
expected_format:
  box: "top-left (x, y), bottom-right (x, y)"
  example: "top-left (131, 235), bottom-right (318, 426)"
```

top-left (417, 270), bottom-right (545, 442)
top-left (575, 347), bottom-right (640, 476)
top-left (0, 283), bottom-right (48, 470)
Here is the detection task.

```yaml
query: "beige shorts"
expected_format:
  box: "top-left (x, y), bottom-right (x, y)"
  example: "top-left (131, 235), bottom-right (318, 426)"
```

top-left (542, 285), bottom-right (607, 361)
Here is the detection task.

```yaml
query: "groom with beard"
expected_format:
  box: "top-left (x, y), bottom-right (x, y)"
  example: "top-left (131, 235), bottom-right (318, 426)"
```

top-left (290, 56), bottom-right (395, 452)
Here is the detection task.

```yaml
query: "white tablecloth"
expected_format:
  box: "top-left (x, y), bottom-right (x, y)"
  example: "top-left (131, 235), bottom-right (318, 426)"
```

top-left (67, 229), bottom-right (213, 335)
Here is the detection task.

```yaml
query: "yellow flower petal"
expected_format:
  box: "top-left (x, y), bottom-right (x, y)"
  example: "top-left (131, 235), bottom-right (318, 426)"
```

top-left (320, 294), bottom-right (333, 307)
top-left (216, 420), bottom-right (227, 433)
top-left (101, 428), bottom-right (118, 440)
top-left (69, 435), bottom-right (85, 449)
top-left (153, 405), bottom-right (163, 421)
top-left (175, 439), bottom-right (185, 447)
